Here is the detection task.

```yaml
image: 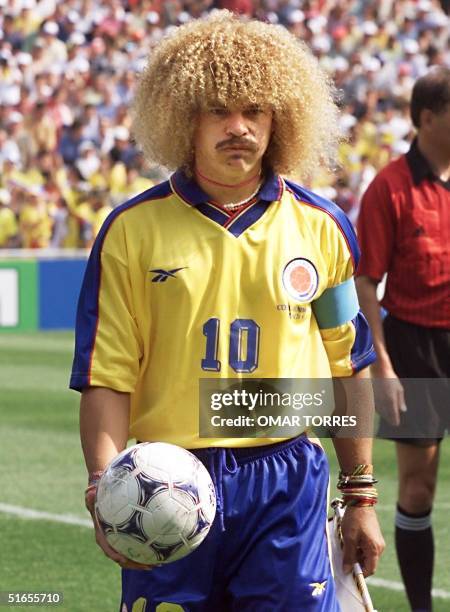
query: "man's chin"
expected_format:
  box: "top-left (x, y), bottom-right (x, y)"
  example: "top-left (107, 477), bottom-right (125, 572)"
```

top-left (224, 156), bottom-right (255, 171)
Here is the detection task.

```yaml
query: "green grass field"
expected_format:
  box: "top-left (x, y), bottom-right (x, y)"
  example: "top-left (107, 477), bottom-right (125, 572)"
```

top-left (1, 332), bottom-right (449, 611)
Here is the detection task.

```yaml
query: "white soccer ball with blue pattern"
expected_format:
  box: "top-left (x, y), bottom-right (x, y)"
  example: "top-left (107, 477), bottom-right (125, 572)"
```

top-left (95, 442), bottom-right (216, 565)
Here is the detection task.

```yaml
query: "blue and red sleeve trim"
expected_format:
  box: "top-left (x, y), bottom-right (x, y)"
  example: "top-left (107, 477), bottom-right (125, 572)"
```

top-left (350, 312), bottom-right (376, 373)
top-left (284, 179), bottom-right (360, 270)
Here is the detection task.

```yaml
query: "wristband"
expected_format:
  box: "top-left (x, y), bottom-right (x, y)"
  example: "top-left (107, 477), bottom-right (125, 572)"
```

top-left (342, 497), bottom-right (378, 508)
top-left (84, 484), bottom-right (97, 514)
top-left (337, 464), bottom-right (377, 490)
top-left (85, 473), bottom-right (103, 513)
top-left (341, 485), bottom-right (378, 508)
top-left (88, 470), bottom-right (105, 486)
top-left (338, 464), bottom-right (373, 479)
top-left (337, 476), bottom-right (378, 489)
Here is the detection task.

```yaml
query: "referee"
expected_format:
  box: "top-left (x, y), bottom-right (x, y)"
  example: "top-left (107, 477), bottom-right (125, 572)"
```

top-left (356, 66), bottom-right (450, 612)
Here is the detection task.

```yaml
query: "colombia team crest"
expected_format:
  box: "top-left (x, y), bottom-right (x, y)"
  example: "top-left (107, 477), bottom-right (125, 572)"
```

top-left (282, 258), bottom-right (319, 303)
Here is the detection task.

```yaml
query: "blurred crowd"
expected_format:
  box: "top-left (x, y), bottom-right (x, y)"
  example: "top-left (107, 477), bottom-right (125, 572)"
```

top-left (0, 0), bottom-right (449, 248)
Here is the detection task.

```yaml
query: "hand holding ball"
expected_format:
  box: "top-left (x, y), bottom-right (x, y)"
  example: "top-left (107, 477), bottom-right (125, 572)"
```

top-left (95, 443), bottom-right (216, 565)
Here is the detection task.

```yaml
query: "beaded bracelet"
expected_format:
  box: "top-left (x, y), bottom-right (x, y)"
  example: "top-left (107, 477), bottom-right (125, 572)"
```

top-left (342, 487), bottom-right (378, 497)
top-left (337, 464), bottom-right (378, 490)
top-left (88, 470), bottom-right (105, 486)
top-left (343, 497), bottom-right (378, 508)
top-left (337, 476), bottom-right (378, 489)
top-left (339, 464), bottom-right (373, 478)
top-left (341, 486), bottom-right (378, 508)
top-left (338, 464), bottom-right (378, 507)
top-left (85, 471), bottom-right (104, 513)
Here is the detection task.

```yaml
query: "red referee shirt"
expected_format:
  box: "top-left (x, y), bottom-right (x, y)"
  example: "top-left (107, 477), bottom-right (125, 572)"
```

top-left (357, 139), bottom-right (450, 329)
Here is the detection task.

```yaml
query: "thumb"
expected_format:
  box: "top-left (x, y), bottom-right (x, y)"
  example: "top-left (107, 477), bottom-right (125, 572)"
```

top-left (85, 484), bottom-right (97, 519)
top-left (398, 387), bottom-right (407, 413)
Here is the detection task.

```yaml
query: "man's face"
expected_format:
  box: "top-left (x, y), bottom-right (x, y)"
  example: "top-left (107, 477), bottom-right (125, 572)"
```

top-left (193, 102), bottom-right (273, 177)
top-left (428, 105), bottom-right (450, 157)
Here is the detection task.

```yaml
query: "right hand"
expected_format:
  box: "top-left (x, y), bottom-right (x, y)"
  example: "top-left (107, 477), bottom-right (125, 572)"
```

top-left (370, 364), bottom-right (406, 426)
top-left (85, 485), bottom-right (155, 571)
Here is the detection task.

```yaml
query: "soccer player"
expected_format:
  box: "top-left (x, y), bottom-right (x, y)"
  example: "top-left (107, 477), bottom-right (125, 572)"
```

top-left (356, 66), bottom-right (450, 612)
top-left (71, 12), bottom-right (384, 611)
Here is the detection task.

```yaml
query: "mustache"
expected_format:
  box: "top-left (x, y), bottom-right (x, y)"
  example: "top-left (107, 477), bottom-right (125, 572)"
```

top-left (216, 137), bottom-right (258, 151)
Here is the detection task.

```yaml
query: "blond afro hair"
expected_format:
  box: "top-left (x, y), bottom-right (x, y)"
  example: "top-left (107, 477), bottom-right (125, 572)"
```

top-left (132, 10), bottom-right (341, 180)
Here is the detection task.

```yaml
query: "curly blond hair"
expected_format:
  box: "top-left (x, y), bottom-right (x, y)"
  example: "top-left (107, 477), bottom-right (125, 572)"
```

top-left (132, 10), bottom-right (341, 180)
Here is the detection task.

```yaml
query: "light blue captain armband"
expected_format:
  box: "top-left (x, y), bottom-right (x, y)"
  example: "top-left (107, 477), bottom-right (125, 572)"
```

top-left (312, 277), bottom-right (360, 329)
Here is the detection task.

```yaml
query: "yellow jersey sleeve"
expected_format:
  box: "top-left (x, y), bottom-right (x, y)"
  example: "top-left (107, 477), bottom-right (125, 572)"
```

top-left (71, 209), bottom-right (144, 392)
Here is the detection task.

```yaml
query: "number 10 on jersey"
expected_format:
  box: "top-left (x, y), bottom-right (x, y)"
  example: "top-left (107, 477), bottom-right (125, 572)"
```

top-left (201, 318), bottom-right (260, 373)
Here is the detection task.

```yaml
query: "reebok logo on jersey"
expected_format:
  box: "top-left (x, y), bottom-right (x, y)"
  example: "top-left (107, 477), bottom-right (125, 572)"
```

top-left (149, 267), bottom-right (187, 282)
top-left (309, 581), bottom-right (327, 596)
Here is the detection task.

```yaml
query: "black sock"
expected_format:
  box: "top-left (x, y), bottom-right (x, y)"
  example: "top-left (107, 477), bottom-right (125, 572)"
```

top-left (395, 504), bottom-right (433, 611)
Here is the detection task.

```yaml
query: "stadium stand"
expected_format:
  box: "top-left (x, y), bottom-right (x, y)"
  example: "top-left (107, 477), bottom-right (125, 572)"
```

top-left (0, 0), bottom-right (448, 248)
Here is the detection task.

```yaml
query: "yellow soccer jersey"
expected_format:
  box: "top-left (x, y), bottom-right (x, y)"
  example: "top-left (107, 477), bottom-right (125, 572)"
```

top-left (19, 203), bottom-right (52, 248)
top-left (70, 171), bottom-right (375, 448)
top-left (0, 207), bottom-right (18, 246)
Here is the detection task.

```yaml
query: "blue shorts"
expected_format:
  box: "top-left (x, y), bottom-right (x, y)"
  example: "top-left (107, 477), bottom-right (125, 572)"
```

top-left (121, 436), bottom-right (339, 612)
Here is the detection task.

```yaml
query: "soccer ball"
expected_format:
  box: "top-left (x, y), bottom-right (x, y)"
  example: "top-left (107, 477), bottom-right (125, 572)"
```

top-left (95, 442), bottom-right (216, 565)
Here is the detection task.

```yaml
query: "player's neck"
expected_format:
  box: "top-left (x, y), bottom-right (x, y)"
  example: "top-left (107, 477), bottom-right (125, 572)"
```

top-left (194, 165), bottom-right (262, 207)
top-left (417, 135), bottom-right (450, 182)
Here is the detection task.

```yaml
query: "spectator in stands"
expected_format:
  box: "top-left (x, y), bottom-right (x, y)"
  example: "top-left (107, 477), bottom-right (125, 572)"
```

top-left (76, 141), bottom-right (101, 181)
top-left (26, 101), bottom-right (58, 155)
top-left (49, 197), bottom-right (69, 248)
top-left (19, 186), bottom-right (52, 248)
top-left (82, 104), bottom-right (102, 145)
top-left (111, 163), bottom-right (154, 206)
top-left (1, 0), bottom-right (448, 249)
top-left (109, 126), bottom-right (137, 165)
top-left (59, 120), bottom-right (85, 166)
top-left (39, 21), bottom-right (67, 69)
top-left (2, 13), bottom-right (24, 51)
top-left (0, 127), bottom-right (21, 168)
top-left (12, 3), bottom-right (41, 40)
top-left (0, 189), bottom-right (19, 248)
top-left (217, 0), bottom-right (253, 16)
top-left (87, 188), bottom-right (113, 241)
top-left (0, 53), bottom-right (21, 106)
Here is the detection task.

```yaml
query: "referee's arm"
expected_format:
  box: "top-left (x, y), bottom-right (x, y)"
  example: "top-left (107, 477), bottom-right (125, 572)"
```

top-left (356, 276), bottom-right (406, 426)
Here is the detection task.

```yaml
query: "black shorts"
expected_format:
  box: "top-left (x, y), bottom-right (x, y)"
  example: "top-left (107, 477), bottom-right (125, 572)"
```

top-left (377, 315), bottom-right (450, 445)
